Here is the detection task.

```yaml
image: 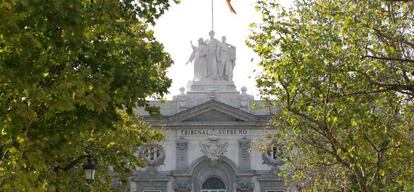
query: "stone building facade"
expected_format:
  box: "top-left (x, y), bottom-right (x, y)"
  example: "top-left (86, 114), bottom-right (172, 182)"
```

top-left (131, 31), bottom-right (289, 192)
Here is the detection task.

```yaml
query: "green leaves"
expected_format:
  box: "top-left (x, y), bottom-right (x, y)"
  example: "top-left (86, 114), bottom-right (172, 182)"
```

top-left (0, 0), bottom-right (175, 191)
top-left (249, 0), bottom-right (414, 191)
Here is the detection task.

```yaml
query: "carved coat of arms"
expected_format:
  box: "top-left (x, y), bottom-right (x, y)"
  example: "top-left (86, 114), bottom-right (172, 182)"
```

top-left (200, 136), bottom-right (228, 162)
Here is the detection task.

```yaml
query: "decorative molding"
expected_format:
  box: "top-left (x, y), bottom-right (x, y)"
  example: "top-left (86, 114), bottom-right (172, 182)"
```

top-left (176, 137), bottom-right (188, 150)
top-left (257, 176), bottom-right (287, 192)
top-left (190, 155), bottom-right (238, 192)
top-left (173, 180), bottom-right (192, 192)
top-left (200, 136), bottom-right (228, 162)
top-left (236, 181), bottom-right (254, 192)
top-left (239, 137), bottom-right (250, 149)
top-left (168, 100), bottom-right (259, 123)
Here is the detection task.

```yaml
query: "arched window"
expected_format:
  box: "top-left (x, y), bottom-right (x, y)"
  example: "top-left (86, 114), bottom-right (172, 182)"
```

top-left (144, 147), bottom-right (160, 161)
top-left (138, 144), bottom-right (165, 167)
top-left (201, 177), bottom-right (226, 192)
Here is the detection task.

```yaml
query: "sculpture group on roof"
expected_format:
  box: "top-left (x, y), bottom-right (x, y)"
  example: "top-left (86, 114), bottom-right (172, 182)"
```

top-left (187, 30), bottom-right (236, 81)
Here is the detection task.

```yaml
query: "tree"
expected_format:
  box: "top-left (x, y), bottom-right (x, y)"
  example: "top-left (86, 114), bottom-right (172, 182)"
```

top-left (248, 0), bottom-right (414, 191)
top-left (0, 0), bottom-right (178, 191)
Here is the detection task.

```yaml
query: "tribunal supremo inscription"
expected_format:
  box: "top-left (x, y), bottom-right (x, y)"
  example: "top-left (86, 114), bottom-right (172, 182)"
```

top-left (179, 129), bottom-right (248, 136)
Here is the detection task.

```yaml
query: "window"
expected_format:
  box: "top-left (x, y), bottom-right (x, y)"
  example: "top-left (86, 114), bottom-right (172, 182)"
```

top-left (201, 177), bottom-right (226, 192)
top-left (143, 147), bottom-right (161, 161)
top-left (267, 146), bottom-right (278, 160)
top-left (138, 144), bottom-right (165, 167)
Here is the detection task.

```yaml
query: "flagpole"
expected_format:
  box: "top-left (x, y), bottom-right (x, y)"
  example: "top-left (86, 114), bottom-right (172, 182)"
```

top-left (211, 0), bottom-right (214, 31)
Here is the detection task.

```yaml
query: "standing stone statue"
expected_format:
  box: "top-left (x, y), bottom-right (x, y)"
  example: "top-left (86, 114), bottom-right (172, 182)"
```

top-left (218, 36), bottom-right (236, 81)
top-left (206, 30), bottom-right (220, 79)
top-left (186, 38), bottom-right (208, 80)
top-left (187, 31), bottom-right (236, 82)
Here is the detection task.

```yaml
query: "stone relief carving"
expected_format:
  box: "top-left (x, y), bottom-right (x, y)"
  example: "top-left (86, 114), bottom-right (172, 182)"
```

top-left (187, 30), bottom-right (236, 81)
top-left (236, 181), bottom-right (254, 192)
top-left (239, 137), bottom-right (250, 151)
top-left (173, 180), bottom-right (192, 192)
top-left (200, 135), bottom-right (228, 163)
top-left (138, 143), bottom-right (165, 167)
top-left (262, 142), bottom-right (284, 175)
top-left (262, 153), bottom-right (282, 165)
top-left (176, 136), bottom-right (188, 150)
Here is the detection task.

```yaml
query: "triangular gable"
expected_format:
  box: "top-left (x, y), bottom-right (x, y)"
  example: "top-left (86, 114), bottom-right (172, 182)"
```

top-left (168, 100), bottom-right (258, 122)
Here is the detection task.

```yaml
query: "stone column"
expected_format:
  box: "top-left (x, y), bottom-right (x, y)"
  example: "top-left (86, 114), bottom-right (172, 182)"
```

top-left (239, 137), bottom-right (251, 171)
top-left (176, 137), bottom-right (188, 171)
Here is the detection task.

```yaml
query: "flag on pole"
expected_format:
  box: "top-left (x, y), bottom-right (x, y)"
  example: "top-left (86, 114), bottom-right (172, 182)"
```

top-left (226, 0), bottom-right (237, 14)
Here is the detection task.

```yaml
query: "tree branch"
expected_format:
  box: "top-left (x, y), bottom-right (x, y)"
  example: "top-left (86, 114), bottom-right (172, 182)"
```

top-left (371, 25), bottom-right (414, 49)
top-left (363, 54), bottom-right (414, 64)
top-left (363, 134), bottom-right (380, 152)
top-left (54, 155), bottom-right (91, 172)
top-left (331, 88), bottom-right (394, 99)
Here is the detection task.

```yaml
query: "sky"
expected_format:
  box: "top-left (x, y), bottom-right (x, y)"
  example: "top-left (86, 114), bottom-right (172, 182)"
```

top-left (153, 0), bottom-right (289, 99)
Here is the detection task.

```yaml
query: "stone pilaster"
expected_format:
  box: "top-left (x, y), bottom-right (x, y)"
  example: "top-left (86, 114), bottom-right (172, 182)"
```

top-left (176, 137), bottom-right (188, 170)
top-left (239, 137), bottom-right (251, 171)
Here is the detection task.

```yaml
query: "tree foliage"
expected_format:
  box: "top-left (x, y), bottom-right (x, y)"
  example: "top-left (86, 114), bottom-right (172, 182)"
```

top-left (0, 0), bottom-right (177, 191)
top-left (248, 0), bottom-right (414, 191)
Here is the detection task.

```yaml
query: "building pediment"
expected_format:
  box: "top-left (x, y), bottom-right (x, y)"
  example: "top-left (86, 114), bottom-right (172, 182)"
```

top-left (168, 100), bottom-right (259, 123)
